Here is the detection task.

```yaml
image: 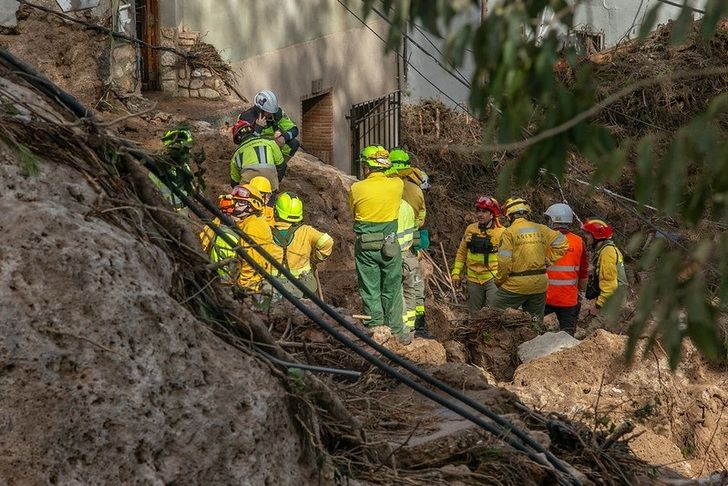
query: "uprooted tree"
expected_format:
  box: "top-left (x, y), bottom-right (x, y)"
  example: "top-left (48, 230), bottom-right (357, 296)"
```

top-left (365, 0), bottom-right (728, 368)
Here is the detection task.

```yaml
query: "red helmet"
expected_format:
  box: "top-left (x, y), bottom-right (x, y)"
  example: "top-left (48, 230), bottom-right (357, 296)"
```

top-left (581, 218), bottom-right (613, 240)
top-left (475, 196), bottom-right (500, 216)
top-left (217, 194), bottom-right (235, 215)
top-left (232, 119), bottom-right (253, 144)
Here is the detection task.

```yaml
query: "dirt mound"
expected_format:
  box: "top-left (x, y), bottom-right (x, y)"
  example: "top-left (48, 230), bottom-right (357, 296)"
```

top-left (0, 4), bottom-right (107, 107)
top-left (506, 330), bottom-right (728, 477)
top-left (0, 73), bottom-right (317, 484)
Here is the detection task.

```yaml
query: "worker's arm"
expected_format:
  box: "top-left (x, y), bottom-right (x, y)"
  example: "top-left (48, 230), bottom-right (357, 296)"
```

top-left (451, 227), bottom-right (470, 279)
top-left (312, 229), bottom-right (334, 263)
top-left (277, 112), bottom-right (299, 142)
top-left (578, 244), bottom-right (589, 291)
top-left (596, 246), bottom-right (619, 308)
top-left (415, 190), bottom-right (427, 228)
top-left (545, 228), bottom-right (569, 265)
top-left (230, 154), bottom-right (241, 187)
top-left (495, 229), bottom-right (514, 286)
top-left (348, 188), bottom-right (356, 220)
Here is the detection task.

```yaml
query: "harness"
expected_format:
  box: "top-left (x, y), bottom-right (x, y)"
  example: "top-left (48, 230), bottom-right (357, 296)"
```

top-left (272, 223), bottom-right (302, 270)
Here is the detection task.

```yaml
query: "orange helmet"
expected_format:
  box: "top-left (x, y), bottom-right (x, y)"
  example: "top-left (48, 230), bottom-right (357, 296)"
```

top-left (217, 194), bottom-right (236, 215)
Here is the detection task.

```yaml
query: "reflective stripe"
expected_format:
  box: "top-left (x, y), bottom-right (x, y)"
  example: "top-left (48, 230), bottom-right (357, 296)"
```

top-left (548, 265), bottom-right (580, 272)
top-left (254, 145), bottom-right (268, 165)
top-left (498, 249), bottom-right (512, 257)
top-left (518, 228), bottom-right (538, 235)
top-left (316, 233), bottom-right (333, 247)
top-left (397, 227), bottom-right (415, 238)
top-left (415, 305), bottom-right (425, 315)
top-left (551, 233), bottom-right (566, 246)
top-left (548, 279), bottom-right (578, 286)
top-left (241, 162), bottom-right (274, 171)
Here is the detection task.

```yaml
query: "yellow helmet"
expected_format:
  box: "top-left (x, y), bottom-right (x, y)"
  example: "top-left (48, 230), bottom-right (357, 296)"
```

top-left (359, 145), bottom-right (391, 169)
top-left (503, 197), bottom-right (531, 217)
top-left (249, 176), bottom-right (273, 195)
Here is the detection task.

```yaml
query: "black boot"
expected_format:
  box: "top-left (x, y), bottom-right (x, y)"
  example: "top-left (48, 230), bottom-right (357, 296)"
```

top-left (413, 315), bottom-right (434, 339)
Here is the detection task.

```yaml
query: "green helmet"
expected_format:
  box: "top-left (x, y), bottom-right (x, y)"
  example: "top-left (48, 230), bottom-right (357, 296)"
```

top-left (388, 148), bottom-right (410, 171)
top-left (359, 145), bottom-right (391, 169)
top-left (275, 192), bottom-right (304, 222)
top-left (162, 128), bottom-right (193, 149)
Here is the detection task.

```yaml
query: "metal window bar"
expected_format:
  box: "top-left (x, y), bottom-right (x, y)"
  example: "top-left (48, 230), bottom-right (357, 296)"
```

top-left (349, 91), bottom-right (401, 176)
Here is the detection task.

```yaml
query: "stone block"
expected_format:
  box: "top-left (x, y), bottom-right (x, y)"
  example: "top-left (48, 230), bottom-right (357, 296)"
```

top-left (517, 331), bottom-right (580, 363)
top-left (192, 68), bottom-right (212, 78)
top-left (188, 79), bottom-right (204, 90)
top-left (161, 68), bottom-right (177, 81)
top-left (189, 89), bottom-right (200, 98)
top-left (199, 88), bottom-right (221, 99)
top-left (160, 51), bottom-right (178, 67)
top-left (161, 80), bottom-right (178, 92)
top-left (160, 27), bottom-right (176, 39)
top-left (203, 78), bottom-right (216, 88)
top-left (177, 67), bottom-right (188, 80)
top-left (177, 89), bottom-right (190, 98)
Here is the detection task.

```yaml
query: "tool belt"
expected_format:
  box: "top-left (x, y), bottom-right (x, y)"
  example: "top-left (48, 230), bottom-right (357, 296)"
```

top-left (358, 232), bottom-right (385, 251)
top-left (467, 235), bottom-right (494, 255)
top-left (510, 268), bottom-right (547, 277)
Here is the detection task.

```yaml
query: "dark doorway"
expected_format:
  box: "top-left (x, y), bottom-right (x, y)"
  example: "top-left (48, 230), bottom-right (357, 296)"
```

top-left (349, 91), bottom-right (400, 177)
top-left (301, 90), bottom-right (334, 164)
top-left (135, 0), bottom-right (160, 90)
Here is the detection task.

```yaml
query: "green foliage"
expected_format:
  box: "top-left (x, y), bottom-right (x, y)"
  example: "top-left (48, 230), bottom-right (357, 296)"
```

top-left (18, 143), bottom-right (40, 177)
top-left (368, 0), bottom-right (728, 368)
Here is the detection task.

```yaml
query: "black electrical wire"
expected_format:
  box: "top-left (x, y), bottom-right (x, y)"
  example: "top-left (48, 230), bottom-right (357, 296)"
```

top-left (655, 0), bottom-right (705, 14)
top-left (0, 47), bottom-right (581, 484)
top-left (369, 6), bottom-right (472, 89)
top-left (254, 346), bottom-right (362, 380)
top-left (334, 0), bottom-right (473, 115)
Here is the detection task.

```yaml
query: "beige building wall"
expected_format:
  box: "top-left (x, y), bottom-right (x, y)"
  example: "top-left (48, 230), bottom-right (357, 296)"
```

top-left (232, 19), bottom-right (398, 173)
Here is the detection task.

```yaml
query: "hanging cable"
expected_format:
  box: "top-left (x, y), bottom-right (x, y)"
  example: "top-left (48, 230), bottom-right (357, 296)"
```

top-left (0, 47), bottom-right (582, 485)
top-left (334, 0), bottom-right (473, 115)
top-left (368, 6), bottom-right (472, 89)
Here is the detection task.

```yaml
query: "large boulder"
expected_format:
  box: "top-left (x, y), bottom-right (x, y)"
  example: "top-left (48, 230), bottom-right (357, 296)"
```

top-left (517, 331), bottom-right (580, 363)
top-left (0, 106), bottom-right (316, 483)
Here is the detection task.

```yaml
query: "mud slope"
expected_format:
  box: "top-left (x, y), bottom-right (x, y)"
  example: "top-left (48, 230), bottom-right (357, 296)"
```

top-left (0, 91), bottom-right (315, 484)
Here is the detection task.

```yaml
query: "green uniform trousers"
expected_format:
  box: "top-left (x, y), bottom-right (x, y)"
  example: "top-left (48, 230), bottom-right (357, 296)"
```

top-left (413, 254), bottom-right (425, 318)
top-left (354, 221), bottom-right (404, 335)
top-left (493, 288), bottom-right (547, 322)
top-left (401, 251), bottom-right (421, 330)
top-left (466, 279), bottom-right (498, 314)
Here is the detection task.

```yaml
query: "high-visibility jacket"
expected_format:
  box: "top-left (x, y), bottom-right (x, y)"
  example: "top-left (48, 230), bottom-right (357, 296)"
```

top-left (148, 166), bottom-right (190, 211)
top-left (236, 214), bottom-right (283, 290)
top-left (402, 177), bottom-right (426, 228)
top-left (451, 222), bottom-right (505, 284)
top-left (546, 230), bottom-right (588, 307)
top-left (593, 240), bottom-right (628, 308)
top-left (230, 136), bottom-right (284, 184)
top-left (496, 217), bottom-right (569, 295)
top-left (349, 171), bottom-right (403, 223)
top-left (272, 221), bottom-right (333, 277)
top-left (239, 106), bottom-right (299, 145)
top-left (199, 220), bottom-right (239, 281)
top-left (397, 200), bottom-right (417, 252)
top-left (262, 206), bottom-right (275, 227)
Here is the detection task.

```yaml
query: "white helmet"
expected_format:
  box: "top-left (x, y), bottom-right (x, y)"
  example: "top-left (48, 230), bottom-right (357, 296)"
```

top-left (544, 203), bottom-right (574, 224)
top-left (254, 90), bottom-right (278, 113)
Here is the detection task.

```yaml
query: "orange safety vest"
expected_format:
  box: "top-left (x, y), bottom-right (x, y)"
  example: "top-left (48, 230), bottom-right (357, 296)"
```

top-left (546, 232), bottom-right (584, 307)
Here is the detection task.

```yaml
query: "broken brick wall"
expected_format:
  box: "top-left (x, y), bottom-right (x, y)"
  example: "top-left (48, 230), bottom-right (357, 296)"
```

top-left (159, 27), bottom-right (230, 100)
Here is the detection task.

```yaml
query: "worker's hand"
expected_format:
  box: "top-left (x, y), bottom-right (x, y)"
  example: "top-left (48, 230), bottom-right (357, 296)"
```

top-left (583, 300), bottom-right (600, 317)
top-left (275, 135), bottom-right (286, 147)
top-left (255, 113), bottom-right (267, 128)
top-left (274, 130), bottom-right (282, 138)
top-left (450, 275), bottom-right (462, 290)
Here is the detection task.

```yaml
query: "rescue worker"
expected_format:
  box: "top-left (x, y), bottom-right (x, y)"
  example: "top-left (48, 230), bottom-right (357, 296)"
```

top-left (543, 203), bottom-right (589, 335)
top-left (229, 119), bottom-right (284, 191)
top-left (349, 145), bottom-right (407, 343)
top-left (249, 176), bottom-right (275, 227)
top-left (229, 184), bottom-right (283, 300)
top-left (451, 196), bottom-right (505, 314)
top-left (390, 148), bottom-right (431, 337)
top-left (149, 127), bottom-right (197, 212)
top-left (389, 148), bottom-right (426, 227)
top-left (493, 197), bottom-right (569, 322)
top-left (199, 194), bottom-right (242, 283)
top-left (238, 89), bottom-right (300, 163)
top-left (581, 218), bottom-right (628, 324)
top-left (272, 192), bottom-right (334, 298)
